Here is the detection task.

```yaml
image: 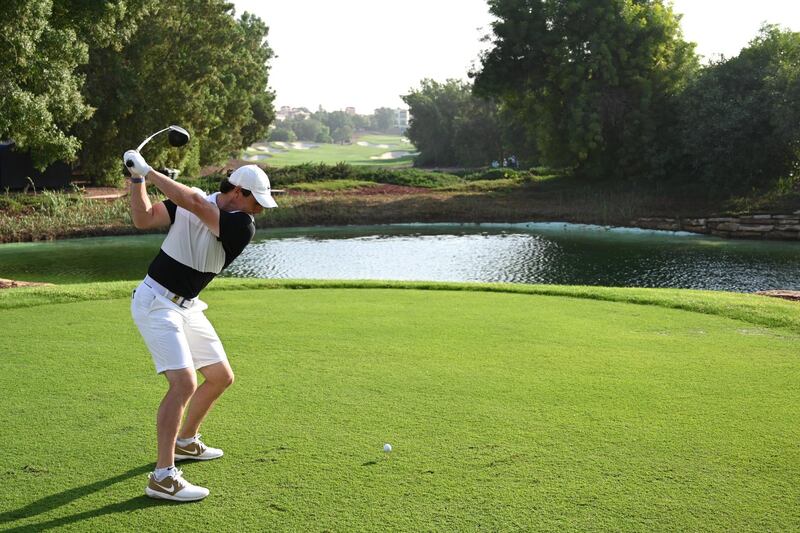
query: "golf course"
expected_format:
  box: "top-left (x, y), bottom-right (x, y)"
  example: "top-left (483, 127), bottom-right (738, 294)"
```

top-left (1, 279), bottom-right (799, 531)
top-left (240, 134), bottom-right (418, 167)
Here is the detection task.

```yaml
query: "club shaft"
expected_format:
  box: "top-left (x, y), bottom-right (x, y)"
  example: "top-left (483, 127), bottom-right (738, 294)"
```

top-left (136, 127), bottom-right (171, 152)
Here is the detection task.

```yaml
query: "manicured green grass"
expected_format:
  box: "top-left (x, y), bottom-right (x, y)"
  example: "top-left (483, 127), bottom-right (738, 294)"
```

top-left (243, 135), bottom-right (417, 168)
top-left (1, 280), bottom-right (799, 531)
top-left (285, 179), bottom-right (381, 192)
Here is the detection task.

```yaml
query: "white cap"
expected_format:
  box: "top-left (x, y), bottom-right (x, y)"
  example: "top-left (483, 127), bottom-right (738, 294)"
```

top-left (228, 165), bottom-right (278, 208)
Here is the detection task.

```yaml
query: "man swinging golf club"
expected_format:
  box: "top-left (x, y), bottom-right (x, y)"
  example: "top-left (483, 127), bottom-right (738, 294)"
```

top-left (125, 147), bottom-right (277, 502)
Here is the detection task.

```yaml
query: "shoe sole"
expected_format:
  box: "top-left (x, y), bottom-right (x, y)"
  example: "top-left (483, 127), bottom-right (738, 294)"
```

top-left (145, 487), bottom-right (209, 502)
top-left (174, 451), bottom-right (224, 461)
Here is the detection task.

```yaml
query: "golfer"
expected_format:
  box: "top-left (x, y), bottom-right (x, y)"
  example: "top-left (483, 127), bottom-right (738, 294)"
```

top-left (124, 150), bottom-right (277, 502)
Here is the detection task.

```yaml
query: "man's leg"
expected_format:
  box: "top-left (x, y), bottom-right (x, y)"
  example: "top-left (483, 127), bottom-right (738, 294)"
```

top-left (147, 365), bottom-right (209, 502)
top-left (178, 360), bottom-right (234, 440)
top-left (157, 368), bottom-right (197, 468)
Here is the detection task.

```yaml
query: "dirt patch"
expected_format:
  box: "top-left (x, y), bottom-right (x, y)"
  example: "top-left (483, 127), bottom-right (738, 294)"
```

top-left (0, 278), bottom-right (53, 289)
top-left (756, 290), bottom-right (800, 302)
top-left (82, 186), bottom-right (127, 200)
top-left (199, 160), bottom-right (255, 177)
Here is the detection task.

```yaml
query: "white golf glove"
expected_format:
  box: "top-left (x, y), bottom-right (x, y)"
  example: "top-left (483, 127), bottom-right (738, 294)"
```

top-left (123, 150), bottom-right (153, 177)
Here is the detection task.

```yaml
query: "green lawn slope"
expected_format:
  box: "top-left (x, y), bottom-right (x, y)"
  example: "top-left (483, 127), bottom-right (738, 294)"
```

top-left (1, 281), bottom-right (798, 531)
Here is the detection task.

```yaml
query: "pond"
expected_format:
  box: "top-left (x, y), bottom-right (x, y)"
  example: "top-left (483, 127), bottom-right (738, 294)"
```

top-left (1, 223), bottom-right (799, 292)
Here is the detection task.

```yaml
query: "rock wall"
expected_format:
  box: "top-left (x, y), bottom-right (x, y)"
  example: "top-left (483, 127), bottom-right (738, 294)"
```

top-left (631, 212), bottom-right (800, 240)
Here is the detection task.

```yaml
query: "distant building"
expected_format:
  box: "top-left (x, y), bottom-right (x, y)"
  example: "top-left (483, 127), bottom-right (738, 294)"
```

top-left (394, 108), bottom-right (410, 130)
top-left (345, 107), bottom-right (356, 115)
top-left (276, 106), bottom-right (311, 121)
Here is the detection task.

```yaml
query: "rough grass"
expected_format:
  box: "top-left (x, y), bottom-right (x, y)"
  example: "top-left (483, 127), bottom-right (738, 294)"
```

top-left (1, 281), bottom-right (799, 531)
top-left (284, 179), bottom-right (381, 192)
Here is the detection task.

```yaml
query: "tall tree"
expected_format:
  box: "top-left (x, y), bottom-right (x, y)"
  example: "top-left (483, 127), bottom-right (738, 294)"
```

top-left (403, 79), bottom-right (505, 167)
top-left (372, 107), bottom-right (396, 132)
top-left (473, 0), bottom-right (698, 180)
top-left (403, 79), bottom-right (472, 166)
top-left (0, 0), bottom-right (155, 169)
top-left (677, 25), bottom-right (800, 193)
top-left (75, 1), bottom-right (275, 183)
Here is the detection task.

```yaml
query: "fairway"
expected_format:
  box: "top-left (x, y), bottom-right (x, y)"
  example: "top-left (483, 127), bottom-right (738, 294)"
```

top-left (1, 283), bottom-right (799, 531)
top-left (241, 134), bottom-right (418, 167)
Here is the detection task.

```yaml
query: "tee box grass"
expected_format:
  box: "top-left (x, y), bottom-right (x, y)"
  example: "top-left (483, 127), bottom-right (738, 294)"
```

top-left (1, 280), bottom-right (799, 531)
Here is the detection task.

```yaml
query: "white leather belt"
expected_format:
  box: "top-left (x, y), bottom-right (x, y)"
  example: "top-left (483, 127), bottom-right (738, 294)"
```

top-left (143, 275), bottom-right (195, 308)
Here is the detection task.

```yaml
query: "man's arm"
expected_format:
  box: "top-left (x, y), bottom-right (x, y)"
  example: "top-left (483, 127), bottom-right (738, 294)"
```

top-left (130, 180), bottom-right (170, 230)
top-left (124, 150), bottom-right (221, 236)
top-left (144, 170), bottom-right (221, 237)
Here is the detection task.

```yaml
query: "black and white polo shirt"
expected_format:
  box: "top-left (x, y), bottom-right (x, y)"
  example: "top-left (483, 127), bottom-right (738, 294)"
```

top-left (147, 191), bottom-right (255, 298)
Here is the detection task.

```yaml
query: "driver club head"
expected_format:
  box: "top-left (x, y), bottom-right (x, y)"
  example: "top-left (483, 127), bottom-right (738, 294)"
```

top-left (167, 125), bottom-right (190, 147)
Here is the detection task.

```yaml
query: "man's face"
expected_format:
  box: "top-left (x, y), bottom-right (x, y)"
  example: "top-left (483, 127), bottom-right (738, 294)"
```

top-left (240, 190), bottom-right (264, 215)
top-left (249, 196), bottom-right (265, 215)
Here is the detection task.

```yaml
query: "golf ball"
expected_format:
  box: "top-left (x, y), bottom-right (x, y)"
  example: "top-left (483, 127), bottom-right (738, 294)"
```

top-left (383, 443), bottom-right (392, 453)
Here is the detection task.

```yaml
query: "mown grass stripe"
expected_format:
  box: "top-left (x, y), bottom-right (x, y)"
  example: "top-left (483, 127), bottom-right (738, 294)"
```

top-left (1, 279), bottom-right (797, 333)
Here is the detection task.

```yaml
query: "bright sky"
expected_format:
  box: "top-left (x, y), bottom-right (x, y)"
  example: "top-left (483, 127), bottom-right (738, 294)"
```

top-left (232, 0), bottom-right (800, 114)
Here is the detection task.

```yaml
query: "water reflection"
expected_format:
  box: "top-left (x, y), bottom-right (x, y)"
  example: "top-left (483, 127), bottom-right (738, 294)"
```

top-left (1, 224), bottom-right (798, 292)
top-left (220, 225), bottom-right (800, 292)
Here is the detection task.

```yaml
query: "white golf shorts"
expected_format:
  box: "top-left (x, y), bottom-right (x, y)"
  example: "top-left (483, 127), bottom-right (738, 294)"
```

top-left (131, 279), bottom-right (228, 374)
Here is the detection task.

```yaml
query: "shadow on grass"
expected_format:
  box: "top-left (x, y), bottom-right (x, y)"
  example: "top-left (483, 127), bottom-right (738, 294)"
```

top-left (0, 463), bottom-right (167, 530)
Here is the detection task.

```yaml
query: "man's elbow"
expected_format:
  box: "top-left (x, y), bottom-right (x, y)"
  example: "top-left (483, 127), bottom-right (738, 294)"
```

top-left (132, 213), bottom-right (156, 230)
top-left (187, 192), bottom-right (209, 215)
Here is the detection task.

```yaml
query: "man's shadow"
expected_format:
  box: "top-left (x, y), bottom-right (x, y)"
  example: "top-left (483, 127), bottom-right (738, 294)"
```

top-left (0, 463), bottom-right (176, 531)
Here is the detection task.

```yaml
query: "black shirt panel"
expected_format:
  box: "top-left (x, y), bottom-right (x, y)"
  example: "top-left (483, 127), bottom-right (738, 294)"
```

top-left (147, 250), bottom-right (216, 299)
top-left (146, 202), bottom-right (255, 299)
top-left (163, 200), bottom-right (177, 224)
top-left (218, 210), bottom-right (256, 269)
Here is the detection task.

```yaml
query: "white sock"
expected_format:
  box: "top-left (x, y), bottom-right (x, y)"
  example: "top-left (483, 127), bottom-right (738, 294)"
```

top-left (154, 466), bottom-right (176, 482)
top-left (176, 436), bottom-right (196, 447)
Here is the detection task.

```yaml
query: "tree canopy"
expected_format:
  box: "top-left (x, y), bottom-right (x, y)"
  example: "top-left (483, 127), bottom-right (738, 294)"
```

top-left (473, 0), bottom-right (698, 180)
top-left (0, 0), bottom-right (275, 184)
top-left (403, 79), bottom-right (505, 167)
top-left (676, 25), bottom-right (800, 192)
top-left (76, 2), bottom-right (275, 182)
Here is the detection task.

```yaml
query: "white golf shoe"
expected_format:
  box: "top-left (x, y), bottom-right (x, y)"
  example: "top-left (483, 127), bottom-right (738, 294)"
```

top-left (145, 469), bottom-right (209, 502)
top-left (174, 434), bottom-right (224, 461)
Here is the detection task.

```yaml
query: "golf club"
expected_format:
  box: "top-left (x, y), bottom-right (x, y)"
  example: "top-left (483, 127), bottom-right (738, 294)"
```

top-left (124, 125), bottom-right (190, 176)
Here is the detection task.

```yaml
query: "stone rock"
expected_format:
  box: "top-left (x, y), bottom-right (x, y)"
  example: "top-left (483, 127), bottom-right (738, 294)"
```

top-left (769, 231), bottom-right (800, 240)
top-left (684, 218), bottom-right (707, 226)
top-left (715, 222), bottom-right (740, 231)
top-left (682, 226), bottom-right (707, 233)
top-left (739, 215), bottom-right (774, 223)
top-left (738, 224), bottom-right (774, 232)
top-left (736, 231), bottom-right (766, 238)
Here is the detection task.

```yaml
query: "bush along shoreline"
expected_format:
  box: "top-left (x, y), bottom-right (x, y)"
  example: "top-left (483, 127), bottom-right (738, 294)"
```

top-left (1, 163), bottom-right (799, 243)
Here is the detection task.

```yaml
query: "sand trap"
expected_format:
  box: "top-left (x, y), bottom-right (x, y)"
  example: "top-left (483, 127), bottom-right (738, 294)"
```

top-left (291, 142), bottom-right (319, 149)
top-left (370, 151), bottom-right (418, 160)
top-left (247, 145), bottom-right (286, 154)
top-left (243, 154), bottom-right (272, 161)
top-left (357, 141), bottom-right (392, 148)
top-left (273, 142), bottom-right (289, 148)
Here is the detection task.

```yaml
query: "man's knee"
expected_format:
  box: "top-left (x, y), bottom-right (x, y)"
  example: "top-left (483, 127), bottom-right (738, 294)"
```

top-left (165, 369), bottom-right (197, 401)
top-left (202, 363), bottom-right (234, 390)
top-left (216, 369), bottom-right (234, 390)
